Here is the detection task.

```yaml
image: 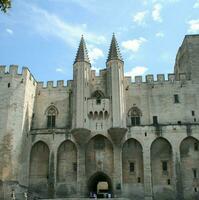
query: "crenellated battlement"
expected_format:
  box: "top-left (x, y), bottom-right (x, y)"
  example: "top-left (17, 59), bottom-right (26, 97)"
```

top-left (125, 73), bottom-right (188, 86)
top-left (91, 68), bottom-right (107, 78)
top-left (37, 80), bottom-right (73, 89)
top-left (0, 65), bottom-right (37, 85)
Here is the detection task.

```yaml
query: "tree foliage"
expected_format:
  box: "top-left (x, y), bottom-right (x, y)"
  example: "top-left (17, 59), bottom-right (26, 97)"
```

top-left (0, 0), bottom-right (11, 13)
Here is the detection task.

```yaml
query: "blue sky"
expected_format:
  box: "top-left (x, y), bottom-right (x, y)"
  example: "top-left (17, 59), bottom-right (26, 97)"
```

top-left (1, 0), bottom-right (199, 82)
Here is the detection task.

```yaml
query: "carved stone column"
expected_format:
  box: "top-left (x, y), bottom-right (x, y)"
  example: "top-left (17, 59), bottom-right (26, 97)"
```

top-left (143, 144), bottom-right (153, 200)
top-left (108, 128), bottom-right (127, 197)
top-left (71, 128), bottom-right (91, 197)
top-left (172, 143), bottom-right (183, 200)
top-left (48, 150), bottom-right (55, 198)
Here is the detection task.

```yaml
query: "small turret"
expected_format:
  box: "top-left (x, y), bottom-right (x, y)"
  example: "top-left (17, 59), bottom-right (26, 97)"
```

top-left (107, 33), bottom-right (123, 63)
top-left (106, 34), bottom-right (126, 128)
top-left (74, 35), bottom-right (90, 65)
top-left (72, 36), bottom-right (91, 129)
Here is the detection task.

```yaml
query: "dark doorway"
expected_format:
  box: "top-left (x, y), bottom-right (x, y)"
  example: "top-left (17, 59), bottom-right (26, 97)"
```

top-left (88, 172), bottom-right (112, 198)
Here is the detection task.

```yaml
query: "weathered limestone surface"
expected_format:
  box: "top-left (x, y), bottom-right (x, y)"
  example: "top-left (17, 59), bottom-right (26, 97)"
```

top-left (0, 35), bottom-right (199, 200)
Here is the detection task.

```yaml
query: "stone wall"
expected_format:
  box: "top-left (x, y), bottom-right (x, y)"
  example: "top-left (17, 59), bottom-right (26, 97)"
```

top-left (1, 35), bottom-right (199, 200)
top-left (0, 65), bottom-right (37, 199)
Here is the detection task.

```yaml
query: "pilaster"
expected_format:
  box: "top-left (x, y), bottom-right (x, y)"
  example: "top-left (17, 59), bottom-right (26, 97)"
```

top-left (143, 144), bottom-right (153, 200)
top-left (113, 144), bottom-right (123, 197)
top-left (172, 143), bottom-right (183, 200)
top-left (48, 150), bottom-right (55, 198)
top-left (77, 144), bottom-right (87, 197)
top-left (108, 128), bottom-right (127, 197)
top-left (71, 128), bottom-right (91, 197)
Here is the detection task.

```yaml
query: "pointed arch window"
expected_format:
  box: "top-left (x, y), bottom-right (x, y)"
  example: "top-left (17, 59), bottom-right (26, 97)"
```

top-left (46, 106), bottom-right (58, 128)
top-left (127, 106), bottom-right (142, 126)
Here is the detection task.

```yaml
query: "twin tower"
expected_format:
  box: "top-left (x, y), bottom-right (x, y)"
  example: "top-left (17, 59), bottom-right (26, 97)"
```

top-left (72, 34), bottom-right (126, 134)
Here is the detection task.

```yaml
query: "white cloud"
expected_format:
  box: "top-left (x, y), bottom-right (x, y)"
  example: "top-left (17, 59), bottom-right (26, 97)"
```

top-left (140, 0), bottom-right (148, 5)
top-left (125, 66), bottom-right (148, 80)
top-left (194, 0), bottom-right (199, 8)
top-left (133, 11), bottom-right (148, 25)
top-left (188, 19), bottom-right (199, 33)
top-left (25, 4), bottom-right (106, 47)
top-left (6, 28), bottom-right (13, 35)
top-left (152, 0), bottom-right (179, 3)
top-left (56, 68), bottom-right (65, 74)
top-left (122, 37), bottom-right (147, 53)
top-left (152, 3), bottom-right (162, 22)
top-left (88, 46), bottom-right (104, 64)
top-left (156, 32), bottom-right (164, 37)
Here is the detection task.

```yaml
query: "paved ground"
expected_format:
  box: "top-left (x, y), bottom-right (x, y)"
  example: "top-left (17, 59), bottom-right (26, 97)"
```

top-left (42, 198), bottom-right (130, 200)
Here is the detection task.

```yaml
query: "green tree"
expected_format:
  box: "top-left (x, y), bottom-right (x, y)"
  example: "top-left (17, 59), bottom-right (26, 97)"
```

top-left (0, 0), bottom-right (11, 13)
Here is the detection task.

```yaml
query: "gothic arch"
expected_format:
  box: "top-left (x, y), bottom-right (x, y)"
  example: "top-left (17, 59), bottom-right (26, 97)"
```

top-left (86, 135), bottom-right (113, 179)
top-left (45, 105), bottom-right (58, 128)
top-left (56, 140), bottom-right (77, 197)
top-left (122, 139), bottom-right (144, 198)
top-left (45, 105), bottom-right (59, 115)
top-left (180, 136), bottom-right (199, 199)
top-left (29, 141), bottom-right (49, 196)
top-left (150, 137), bottom-right (173, 200)
top-left (127, 106), bottom-right (142, 126)
top-left (88, 171), bottom-right (113, 196)
top-left (57, 140), bottom-right (77, 182)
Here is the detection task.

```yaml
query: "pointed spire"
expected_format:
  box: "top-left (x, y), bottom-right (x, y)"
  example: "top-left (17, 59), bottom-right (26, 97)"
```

top-left (74, 35), bottom-right (90, 64)
top-left (107, 33), bottom-right (123, 63)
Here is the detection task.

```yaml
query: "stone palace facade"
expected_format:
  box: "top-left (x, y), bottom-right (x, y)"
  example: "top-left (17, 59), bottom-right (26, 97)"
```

top-left (0, 34), bottom-right (199, 200)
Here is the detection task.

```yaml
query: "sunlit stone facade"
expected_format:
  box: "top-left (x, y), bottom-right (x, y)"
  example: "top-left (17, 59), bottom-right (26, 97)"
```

top-left (0, 34), bottom-right (199, 200)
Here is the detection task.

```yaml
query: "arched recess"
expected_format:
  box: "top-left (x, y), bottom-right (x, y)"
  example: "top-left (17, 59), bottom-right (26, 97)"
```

top-left (88, 171), bottom-right (113, 197)
top-left (180, 136), bottom-right (199, 199)
top-left (122, 139), bottom-right (144, 198)
top-left (151, 138), bottom-right (174, 200)
top-left (29, 141), bottom-right (49, 196)
top-left (86, 135), bottom-right (113, 181)
top-left (56, 140), bottom-right (77, 197)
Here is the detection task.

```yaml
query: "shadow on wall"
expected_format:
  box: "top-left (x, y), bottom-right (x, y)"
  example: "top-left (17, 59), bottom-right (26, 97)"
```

top-left (0, 180), bottom-right (3, 199)
top-left (56, 183), bottom-right (77, 198)
top-left (153, 188), bottom-right (175, 200)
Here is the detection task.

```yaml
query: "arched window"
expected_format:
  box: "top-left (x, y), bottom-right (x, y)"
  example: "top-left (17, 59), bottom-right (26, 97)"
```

top-left (46, 106), bottom-right (58, 128)
top-left (127, 107), bottom-right (142, 126)
top-left (91, 90), bottom-right (105, 104)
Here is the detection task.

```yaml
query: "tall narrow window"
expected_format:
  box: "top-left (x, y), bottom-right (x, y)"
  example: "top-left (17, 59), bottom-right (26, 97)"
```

top-left (137, 177), bottom-right (141, 183)
top-left (194, 142), bottom-right (199, 151)
top-left (128, 106), bottom-right (142, 126)
top-left (193, 169), bottom-right (197, 178)
top-left (162, 161), bottom-right (168, 171)
top-left (46, 106), bottom-right (58, 128)
top-left (174, 94), bottom-right (179, 103)
top-left (153, 116), bottom-right (158, 125)
top-left (129, 162), bottom-right (135, 172)
top-left (73, 162), bottom-right (77, 172)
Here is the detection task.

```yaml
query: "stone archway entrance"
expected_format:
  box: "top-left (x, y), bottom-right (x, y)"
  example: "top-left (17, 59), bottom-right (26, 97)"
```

top-left (88, 172), bottom-right (112, 198)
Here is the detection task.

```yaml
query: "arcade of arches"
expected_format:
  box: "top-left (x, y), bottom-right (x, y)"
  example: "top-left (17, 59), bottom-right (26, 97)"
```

top-left (29, 136), bottom-right (199, 199)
